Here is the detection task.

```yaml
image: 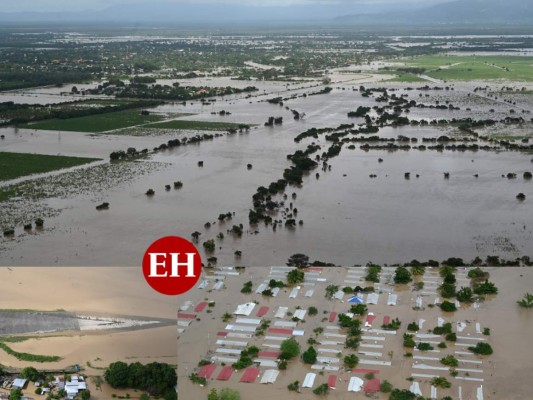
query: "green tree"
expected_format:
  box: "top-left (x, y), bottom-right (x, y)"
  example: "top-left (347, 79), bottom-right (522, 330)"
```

top-left (140, 394), bottom-right (150, 400)
top-left (280, 338), bottom-right (300, 360)
top-left (8, 389), bottom-right (22, 400)
top-left (302, 346), bottom-right (317, 364)
top-left (456, 287), bottom-right (473, 303)
top-left (21, 366), bottom-right (41, 382)
top-left (389, 389), bottom-right (416, 400)
top-left (287, 269), bottom-right (305, 285)
top-left (344, 354), bottom-right (359, 369)
top-left (82, 390), bottom-right (91, 400)
top-left (219, 388), bottom-right (240, 400)
top-left (208, 389), bottom-right (219, 400)
top-left (105, 361), bottom-right (129, 387)
top-left (394, 267), bottom-right (412, 284)
top-left (325, 285), bottom-right (339, 299)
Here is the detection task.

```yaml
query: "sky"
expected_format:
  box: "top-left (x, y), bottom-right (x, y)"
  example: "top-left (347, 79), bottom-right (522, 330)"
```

top-left (2, 0), bottom-right (449, 13)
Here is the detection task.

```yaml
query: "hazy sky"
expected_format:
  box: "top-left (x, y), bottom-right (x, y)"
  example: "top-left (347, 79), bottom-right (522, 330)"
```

top-left (3, 0), bottom-right (448, 12)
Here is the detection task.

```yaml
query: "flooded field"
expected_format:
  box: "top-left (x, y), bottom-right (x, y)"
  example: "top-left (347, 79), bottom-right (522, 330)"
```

top-left (1, 76), bottom-right (532, 266)
top-left (178, 266), bottom-right (533, 400)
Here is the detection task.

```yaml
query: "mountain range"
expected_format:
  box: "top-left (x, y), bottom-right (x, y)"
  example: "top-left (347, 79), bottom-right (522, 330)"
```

top-left (0, 0), bottom-right (531, 25)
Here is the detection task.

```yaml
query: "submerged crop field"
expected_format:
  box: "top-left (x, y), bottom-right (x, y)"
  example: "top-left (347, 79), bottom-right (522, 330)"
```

top-left (0, 27), bottom-right (532, 266)
top-left (0, 152), bottom-right (99, 181)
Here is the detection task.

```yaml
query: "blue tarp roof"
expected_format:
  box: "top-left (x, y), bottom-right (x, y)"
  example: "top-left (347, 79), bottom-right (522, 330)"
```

top-left (348, 296), bottom-right (363, 303)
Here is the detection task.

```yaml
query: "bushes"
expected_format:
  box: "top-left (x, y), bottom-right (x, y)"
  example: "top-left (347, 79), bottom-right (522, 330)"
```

top-left (308, 306), bottom-right (318, 316)
top-left (417, 342), bottom-right (434, 351)
top-left (403, 333), bottom-right (416, 348)
top-left (350, 304), bottom-right (368, 315)
top-left (382, 318), bottom-right (401, 330)
top-left (280, 338), bottom-right (300, 360)
top-left (440, 283), bottom-right (456, 298)
top-left (430, 376), bottom-right (451, 389)
top-left (517, 293), bottom-right (533, 308)
top-left (445, 332), bottom-right (457, 342)
top-left (302, 346), bottom-right (318, 364)
top-left (433, 322), bottom-right (452, 335)
top-left (440, 301), bottom-right (457, 312)
top-left (407, 322), bottom-right (420, 332)
top-left (440, 355), bottom-right (459, 367)
top-left (287, 269), bottom-right (305, 285)
top-left (394, 267), bottom-right (412, 284)
top-left (344, 354), bottom-right (359, 369)
top-left (456, 287), bottom-right (473, 303)
top-left (313, 383), bottom-right (329, 395)
top-left (468, 267), bottom-right (488, 279)
top-left (240, 281), bottom-right (253, 294)
top-left (469, 342), bottom-right (493, 355)
top-left (380, 380), bottom-right (393, 393)
top-left (473, 280), bottom-right (498, 295)
top-left (287, 381), bottom-right (299, 391)
top-left (389, 389), bottom-right (417, 400)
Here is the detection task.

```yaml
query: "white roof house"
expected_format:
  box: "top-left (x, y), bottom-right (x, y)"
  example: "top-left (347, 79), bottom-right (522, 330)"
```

top-left (260, 369), bottom-right (280, 384)
top-left (302, 373), bottom-right (316, 388)
top-left (12, 379), bottom-right (28, 389)
top-left (233, 303), bottom-right (256, 316)
top-left (348, 376), bottom-right (364, 392)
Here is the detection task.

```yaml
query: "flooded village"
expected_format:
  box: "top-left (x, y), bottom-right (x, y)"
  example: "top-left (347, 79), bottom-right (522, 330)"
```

top-left (179, 266), bottom-right (533, 400)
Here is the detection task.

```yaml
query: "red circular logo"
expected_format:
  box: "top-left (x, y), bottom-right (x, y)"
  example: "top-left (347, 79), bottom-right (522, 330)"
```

top-left (142, 236), bottom-right (202, 295)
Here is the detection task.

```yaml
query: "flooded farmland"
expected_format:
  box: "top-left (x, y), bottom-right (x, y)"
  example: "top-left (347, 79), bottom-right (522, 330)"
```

top-left (1, 75), bottom-right (532, 266)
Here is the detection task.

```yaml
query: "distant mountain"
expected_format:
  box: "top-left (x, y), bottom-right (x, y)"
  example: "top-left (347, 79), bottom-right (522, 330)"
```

top-left (337, 0), bottom-right (533, 25)
top-left (0, 0), bottom-right (530, 25)
top-left (0, 0), bottom-right (444, 24)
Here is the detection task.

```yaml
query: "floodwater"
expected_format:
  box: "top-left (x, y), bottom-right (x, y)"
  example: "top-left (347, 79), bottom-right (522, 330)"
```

top-left (178, 266), bottom-right (533, 400)
top-left (0, 79), bottom-right (532, 266)
top-left (0, 267), bottom-right (176, 370)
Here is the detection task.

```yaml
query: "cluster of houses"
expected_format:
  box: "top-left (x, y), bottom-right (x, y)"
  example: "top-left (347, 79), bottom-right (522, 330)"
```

top-left (0, 375), bottom-right (88, 400)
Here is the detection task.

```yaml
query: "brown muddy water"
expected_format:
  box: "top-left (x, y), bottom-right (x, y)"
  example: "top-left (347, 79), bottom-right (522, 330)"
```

top-left (178, 266), bottom-right (533, 400)
top-left (0, 79), bottom-right (532, 266)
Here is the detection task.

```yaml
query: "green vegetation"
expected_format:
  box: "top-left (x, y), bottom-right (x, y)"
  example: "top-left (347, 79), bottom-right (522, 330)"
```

top-left (517, 293), bottom-right (533, 308)
top-left (287, 269), bottom-right (305, 285)
top-left (288, 381), bottom-right (299, 391)
top-left (365, 264), bottom-right (381, 283)
top-left (343, 354), bottom-right (359, 369)
top-left (308, 306), bottom-right (318, 316)
top-left (468, 268), bottom-right (488, 279)
top-left (147, 120), bottom-right (250, 131)
top-left (349, 304), bottom-right (368, 315)
top-left (313, 383), bottom-right (329, 395)
top-left (0, 152), bottom-right (99, 182)
top-left (394, 267), bottom-right (412, 284)
top-left (105, 361), bottom-right (177, 398)
top-left (240, 281), bottom-right (253, 294)
top-left (389, 389), bottom-right (417, 400)
top-left (280, 338), bottom-right (300, 360)
top-left (430, 376), bottom-right (451, 389)
top-left (27, 108), bottom-right (163, 133)
top-left (208, 388), bottom-right (240, 400)
top-left (445, 332), bottom-right (457, 342)
top-left (382, 317), bottom-right (401, 331)
top-left (473, 280), bottom-right (498, 295)
top-left (325, 284), bottom-right (339, 299)
top-left (400, 55), bottom-right (533, 81)
top-left (433, 323), bottom-right (453, 335)
top-left (456, 287), bottom-right (474, 303)
top-left (302, 346), bottom-right (318, 364)
top-left (440, 355), bottom-right (459, 367)
top-left (417, 342), bottom-right (434, 351)
top-left (407, 322), bottom-right (419, 332)
top-left (380, 380), bottom-right (393, 393)
top-left (469, 342), bottom-right (494, 355)
top-left (440, 301), bottom-right (457, 312)
top-left (0, 342), bottom-right (61, 362)
top-left (403, 333), bottom-right (416, 348)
